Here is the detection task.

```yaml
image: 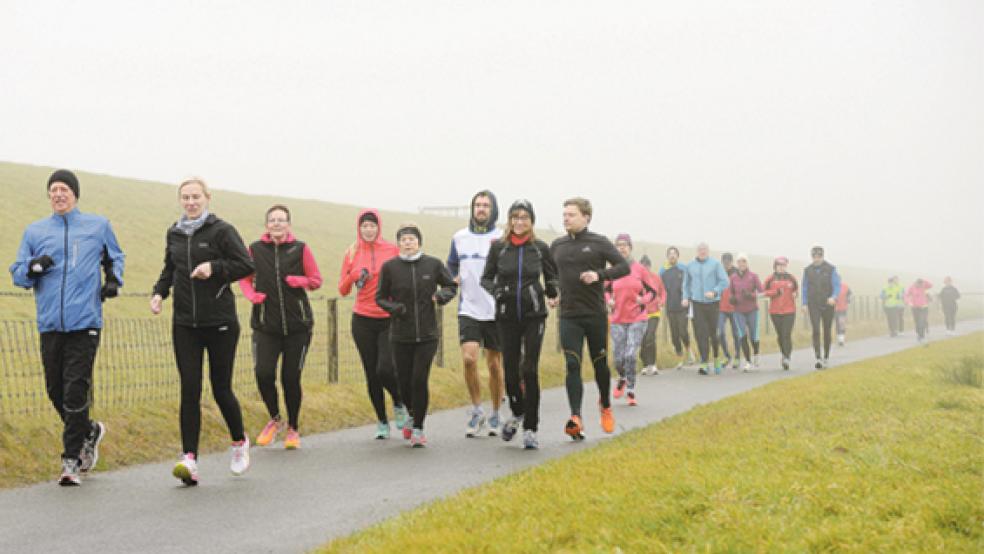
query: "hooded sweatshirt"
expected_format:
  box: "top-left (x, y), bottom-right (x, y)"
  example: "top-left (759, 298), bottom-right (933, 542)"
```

top-left (447, 191), bottom-right (502, 321)
top-left (606, 261), bottom-right (661, 324)
top-left (763, 271), bottom-right (798, 315)
top-left (905, 280), bottom-right (933, 308)
top-left (338, 209), bottom-right (400, 319)
top-left (729, 269), bottom-right (763, 313)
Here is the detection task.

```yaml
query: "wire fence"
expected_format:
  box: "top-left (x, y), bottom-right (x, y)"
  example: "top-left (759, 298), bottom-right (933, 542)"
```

top-left (0, 291), bottom-right (978, 416)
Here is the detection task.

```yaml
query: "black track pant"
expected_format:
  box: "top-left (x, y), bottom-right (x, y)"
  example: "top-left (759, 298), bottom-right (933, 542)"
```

top-left (807, 303), bottom-right (835, 360)
top-left (560, 315), bottom-right (611, 415)
top-left (912, 307), bottom-right (930, 340)
top-left (884, 307), bottom-right (904, 336)
top-left (173, 323), bottom-right (245, 456)
top-left (499, 316), bottom-right (545, 431)
top-left (253, 329), bottom-right (310, 430)
top-left (943, 304), bottom-right (957, 331)
top-left (691, 302), bottom-right (720, 363)
top-left (639, 316), bottom-right (659, 367)
top-left (666, 310), bottom-right (690, 355)
top-left (769, 313), bottom-right (796, 360)
top-left (41, 329), bottom-right (100, 461)
top-left (391, 339), bottom-right (437, 430)
top-left (351, 314), bottom-right (403, 423)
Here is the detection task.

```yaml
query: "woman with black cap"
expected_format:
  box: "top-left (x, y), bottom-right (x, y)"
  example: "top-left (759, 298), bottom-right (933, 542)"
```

top-left (375, 223), bottom-right (457, 447)
top-left (480, 200), bottom-right (558, 449)
top-left (764, 256), bottom-right (798, 370)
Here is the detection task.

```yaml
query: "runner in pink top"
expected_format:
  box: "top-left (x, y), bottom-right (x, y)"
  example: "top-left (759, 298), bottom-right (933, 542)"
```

top-left (637, 255), bottom-right (666, 376)
top-left (606, 234), bottom-right (660, 405)
top-left (905, 278), bottom-right (933, 344)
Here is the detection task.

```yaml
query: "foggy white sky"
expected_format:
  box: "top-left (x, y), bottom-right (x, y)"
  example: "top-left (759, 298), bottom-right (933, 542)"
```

top-left (2, 1), bottom-right (982, 283)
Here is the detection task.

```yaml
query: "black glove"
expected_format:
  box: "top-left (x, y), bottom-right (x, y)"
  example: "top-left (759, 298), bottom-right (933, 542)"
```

top-left (742, 291), bottom-right (755, 301)
top-left (355, 268), bottom-right (370, 289)
top-left (392, 303), bottom-right (407, 316)
top-left (27, 255), bottom-right (54, 278)
top-left (101, 280), bottom-right (119, 302)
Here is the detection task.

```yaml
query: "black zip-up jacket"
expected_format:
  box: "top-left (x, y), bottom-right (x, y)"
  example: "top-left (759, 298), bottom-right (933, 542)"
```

top-left (152, 214), bottom-right (254, 327)
top-left (375, 254), bottom-right (457, 343)
top-left (480, 237), bottom-right (559, 321)
top-left (248, 238), bottom-right (314, 335)
top-left (660, 263), bottom-right (687, 313)
top-left (803, 261), bottom-right (835, 307)
top-left (939, 285), bottom-right (960, 309)
top-left (549, 228), bottom-right (630, 318)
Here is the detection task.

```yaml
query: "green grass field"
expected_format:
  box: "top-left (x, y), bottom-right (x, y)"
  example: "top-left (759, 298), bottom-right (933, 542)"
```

top-left (321, 333), bottom-right (984, 553)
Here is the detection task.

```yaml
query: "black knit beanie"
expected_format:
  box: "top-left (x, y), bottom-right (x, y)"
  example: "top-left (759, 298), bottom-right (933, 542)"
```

top-left (48, 169), bottom-right (80, 199)
top-left (396, 225), bottom-right (422, 245)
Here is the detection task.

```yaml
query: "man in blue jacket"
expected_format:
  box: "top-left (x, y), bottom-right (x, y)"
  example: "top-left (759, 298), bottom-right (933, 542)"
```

top-left (681, 242), bottom-right (729, 375)
top-left (9, 169), bottom-right (125, 486)
top-left (801, 246), bottom-right (841, 369)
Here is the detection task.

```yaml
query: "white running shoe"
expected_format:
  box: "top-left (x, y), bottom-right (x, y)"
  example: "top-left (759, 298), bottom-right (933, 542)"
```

top-left (173, 453), bottom-right (199, 486)
top-left (465, 407), bottom-right (486, 438)
top-left (230, 436), bottom-right (251, 476)
top-left (651, 365), bottom-right (661, 376)
top-left (752, 355), bottom-right (760, 368)
top-left (742, 361), bottom-right (752, 372)
top-left (79, 421), bottom-right (106, 473)
top-left (523, 430), bottom-right (539, 450)
top-left (58, 458), bottom-right (81, 486)
top-left (837, 334), bottom-right (845, 346)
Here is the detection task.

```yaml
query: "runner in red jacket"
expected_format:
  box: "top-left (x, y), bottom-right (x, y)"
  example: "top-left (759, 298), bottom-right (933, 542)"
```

top-left (763, 256), bottom-right (798, 370)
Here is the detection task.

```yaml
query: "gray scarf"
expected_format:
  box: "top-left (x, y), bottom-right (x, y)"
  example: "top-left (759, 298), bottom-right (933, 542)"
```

top-left (176, 210), bottom-right (210, 236)
top-left (399, 251), bottom-right (423, 262)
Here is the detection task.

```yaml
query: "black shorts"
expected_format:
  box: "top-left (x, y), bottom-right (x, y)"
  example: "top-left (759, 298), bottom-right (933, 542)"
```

top-left (458, 315), bottom-right (500, 351)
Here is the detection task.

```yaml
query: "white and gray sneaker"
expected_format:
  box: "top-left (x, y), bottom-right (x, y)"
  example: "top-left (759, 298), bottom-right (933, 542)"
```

top-left (58, 458), bottom-right (81, 486)
top-left (522, 430), bottom-right (539, 450)
top-left (79, 421), bottom-right (106, 473)
top-left (230, 436), bottom-right (251, 476)
top-left (501, 416), bottom-right (521, 442)
top-left (815, 358), bottom-right (824, 370)
top-left (488, 412), bottom-right (501, 437)
top-left (752, 355), bottom-right (760, 368)
top-left (465, 407), bottom-right (486, 438)
top-left (742, 361), bottom-right (752, 373)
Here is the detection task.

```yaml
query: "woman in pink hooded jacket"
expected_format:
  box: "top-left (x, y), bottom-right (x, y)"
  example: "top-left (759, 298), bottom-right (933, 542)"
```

top-left (338, 209), bottom-right (409, 439)
top-left (605, 234), bottom-right (660, 405)
top-left (905, 278), bottom-right (933, 343)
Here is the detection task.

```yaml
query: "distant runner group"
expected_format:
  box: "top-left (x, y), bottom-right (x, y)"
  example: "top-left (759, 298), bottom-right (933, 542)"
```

top-left (10, 169), bottom-right (964, 486)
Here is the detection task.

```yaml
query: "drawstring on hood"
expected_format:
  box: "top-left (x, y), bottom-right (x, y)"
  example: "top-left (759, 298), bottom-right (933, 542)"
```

top-left (468, 190), bottom-right (499, 234)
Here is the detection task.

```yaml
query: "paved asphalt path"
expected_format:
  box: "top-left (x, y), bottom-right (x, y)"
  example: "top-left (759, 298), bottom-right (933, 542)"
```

top-left (1, 321), bottom-right (980, 553)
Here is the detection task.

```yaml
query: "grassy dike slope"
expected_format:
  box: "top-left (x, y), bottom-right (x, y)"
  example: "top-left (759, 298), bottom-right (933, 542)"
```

top-left (323, 333), bottom-right (984, 553)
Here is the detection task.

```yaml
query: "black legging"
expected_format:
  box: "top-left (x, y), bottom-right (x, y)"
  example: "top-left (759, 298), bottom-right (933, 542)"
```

top-left (912, 307), bottom-right (930, 340)
top-left (560, 315), bottom-right (611, 416)
top-left (691, 302), bottom-right (720, 363)
top-left (943, 304), bottom-right (957, 331)
top-left (351, 314), bottom-right (403, 423)
top-left (807, 303), bottom-right (835, 359)
top-left (252, 329), bottom-right (310, 430)
top-left (770, 313), bottom-right (795, 360)
top-left (666, 310), bottom-right (690, 355)
top-left (639, 316), bottom-right (659, 367)
top-left (391, 339), bottom-right (438, 430)
top-left (499, 316), bottom-right (545, 432)
top-left (173, 323), bottom-right (245, 456)
top-left (41, 329), bottom-right (100, 461)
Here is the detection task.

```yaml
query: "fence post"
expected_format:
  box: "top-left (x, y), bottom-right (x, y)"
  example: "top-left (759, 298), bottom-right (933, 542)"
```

top-left (435, 304), bottom-right (445, 368)
top-left (328, 297), bottom-right (338, 384)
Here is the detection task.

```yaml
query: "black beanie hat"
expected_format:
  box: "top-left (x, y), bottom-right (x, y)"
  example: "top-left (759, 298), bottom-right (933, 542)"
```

top-left (811, 246), bottom-right (824, 257)
top-left (48, 169), bottom-right (80, 199)
top-left (721, 252), bottom-right (733, 264)
top-left (359, 211), bottom-right (379, 225)
top-left (396, 225), bottom-right (422, 245)
top-left (508, 199), bottom-right (535, 224)
top-left (639, 254), bottom-right (652, 268)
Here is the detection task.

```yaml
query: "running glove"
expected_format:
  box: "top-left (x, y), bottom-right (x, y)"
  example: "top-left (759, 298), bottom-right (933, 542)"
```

top-left (28, 255), bottom-right (54, 278)
top-left (100, 279), bottom-right (120, 302)
top-left (354, 268), bottom-right (370, 289)
top-left (285, 275), bottom-right (308, 288)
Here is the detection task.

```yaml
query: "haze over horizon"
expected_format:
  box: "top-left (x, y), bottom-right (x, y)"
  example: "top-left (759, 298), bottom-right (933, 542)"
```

top-left (3, 1), bottom-right (981, 285)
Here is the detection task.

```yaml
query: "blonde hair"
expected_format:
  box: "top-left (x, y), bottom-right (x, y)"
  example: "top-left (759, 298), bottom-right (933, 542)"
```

top-left (178, 177), bottom-right (211, 198)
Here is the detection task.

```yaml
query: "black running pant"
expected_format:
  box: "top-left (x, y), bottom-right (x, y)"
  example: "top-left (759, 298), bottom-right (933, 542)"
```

top-left (639, 316), bottom-right (659, 367)
top-left (41, 329), bottom-right (100, 461)
top-left (499, 316), bottom-right (545, 431)
top-left (391, 339), bottom-right (438, 430)
top-left (253, 329), bottom-right (310, 430)
top-left (560, 315), bottom-right (611, 416)
top-left (942, 304), bottom-right (957, 331)
top-left (912, 307), bottom-right (930, 340)
top-left (769, 313), bottom-right (795, 360)
top-left (173, 323), bottom-right (245, 456)
top-left (352, 314), bottom-right (403, 423)
top-left (807, 303), bottom-right (835, 359)
top-left (666, 310), bottom-right (690, 356)
top-left (884, 306), bottom-right (904, 336)
top-left (691, 302), bottom-right (720, 363)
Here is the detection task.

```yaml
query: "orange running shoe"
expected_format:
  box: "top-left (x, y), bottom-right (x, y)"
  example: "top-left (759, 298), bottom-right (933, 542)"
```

top-left (256, 419), bottom-right (282, 446)
top-left (600, 405), bottom-right (615, 433)
top-left (627, 390), bottom-right (637, 407)
top-left (284, 427), bottom-right (301, 450)
top-left (564, 415), bottom-right (585, 441)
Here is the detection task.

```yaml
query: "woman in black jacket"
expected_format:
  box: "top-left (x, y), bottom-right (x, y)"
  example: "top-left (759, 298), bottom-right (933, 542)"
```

top-left (480, 200), bottom-right (558, 450)
top-left (375, 223), bottom-right (457, 448)
top-left (151, 178), bottom-right (255, 486)
top-left (238, 204), bottom-right (323, 450)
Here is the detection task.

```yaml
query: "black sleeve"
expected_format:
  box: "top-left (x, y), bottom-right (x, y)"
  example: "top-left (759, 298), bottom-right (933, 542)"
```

top-left (538, 241), bottom-right (560, 299)
top-left (480, 243), bottom-right (500, 297)
top-left (597, 236), bottom-right (629, 281)
top-left (375, 262), bottom-right (401, 314)
top-left (152, 232), bottom-right (175, 299)
top-left (212, 223), bottom-right (255, 283)
top-left (434, 259), bottom-right (458, 306)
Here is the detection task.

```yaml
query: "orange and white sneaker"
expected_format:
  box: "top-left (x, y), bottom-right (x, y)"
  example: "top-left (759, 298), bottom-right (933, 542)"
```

top-left (284, 428), bottom-right (301, 450)
top-left (256, 418), bottom-right (282, 447)
top-left (613, 379), bottom-right (626, 399)
top-left (600, 405), bottom-right (615, 434)
top-left (564, 415), bottom-right (585, 441)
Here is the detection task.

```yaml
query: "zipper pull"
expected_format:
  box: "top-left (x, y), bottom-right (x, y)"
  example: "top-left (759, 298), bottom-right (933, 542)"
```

top-left (215, 283), bottom-right (228, 299)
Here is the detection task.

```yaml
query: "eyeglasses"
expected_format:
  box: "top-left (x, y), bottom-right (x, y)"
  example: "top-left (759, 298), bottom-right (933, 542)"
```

top-left (267, 218), bottom-right (289, 224)
top-left (511, 215), bottom-right (531, 222)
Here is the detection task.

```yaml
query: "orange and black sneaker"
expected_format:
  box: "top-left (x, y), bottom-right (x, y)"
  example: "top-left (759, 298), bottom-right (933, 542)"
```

top-left (600, 405), bottom-right (615, 434)
top-left (564, 415), bottom-right (585, 441)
